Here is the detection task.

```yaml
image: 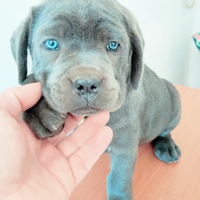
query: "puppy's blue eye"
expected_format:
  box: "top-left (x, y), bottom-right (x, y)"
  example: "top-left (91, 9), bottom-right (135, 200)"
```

top-left (44, 40), bottom-right (59, 50)
top-left (107, 42), bottom-right (119, 52)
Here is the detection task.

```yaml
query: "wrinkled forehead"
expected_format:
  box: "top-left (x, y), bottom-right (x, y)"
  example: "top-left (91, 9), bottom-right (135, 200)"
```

top-left (31, 1), bottom-right (128, 44)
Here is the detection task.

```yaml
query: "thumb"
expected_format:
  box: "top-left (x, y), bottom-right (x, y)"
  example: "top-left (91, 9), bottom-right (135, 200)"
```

top-left (0, 83), bottom-right (42, 118)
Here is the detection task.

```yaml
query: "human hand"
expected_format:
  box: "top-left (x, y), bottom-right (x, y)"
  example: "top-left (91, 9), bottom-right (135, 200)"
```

top-left (0, 83), bottom-right (113, 200)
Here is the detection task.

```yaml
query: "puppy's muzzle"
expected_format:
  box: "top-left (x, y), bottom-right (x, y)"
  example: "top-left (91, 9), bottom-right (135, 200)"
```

top-left (73, 78), bottom-right (100, 100)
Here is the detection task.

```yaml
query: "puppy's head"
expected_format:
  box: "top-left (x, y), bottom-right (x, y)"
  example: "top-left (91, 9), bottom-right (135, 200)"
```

top-left (10, 0), bottom-right (144, 115)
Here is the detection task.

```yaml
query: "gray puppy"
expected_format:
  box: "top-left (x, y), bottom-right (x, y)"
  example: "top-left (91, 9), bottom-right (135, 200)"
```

top-left (10, 0), bottom-right (181, 199)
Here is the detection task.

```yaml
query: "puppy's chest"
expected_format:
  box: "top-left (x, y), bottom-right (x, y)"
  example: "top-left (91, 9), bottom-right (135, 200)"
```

top-left (106, 109), bottom-right (140, 153)
top-left (107, 92), bottom-right (142, 134)
top-left (107, 106), bottom-right (138, 134)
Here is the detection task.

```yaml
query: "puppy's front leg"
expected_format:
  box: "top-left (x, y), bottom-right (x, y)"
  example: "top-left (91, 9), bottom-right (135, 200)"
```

top-left (107, 148), bottom-right (137, 200)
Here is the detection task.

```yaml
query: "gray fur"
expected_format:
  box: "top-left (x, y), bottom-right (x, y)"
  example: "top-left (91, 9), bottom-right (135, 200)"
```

top-left (10, 0), bottom-right (181, 199)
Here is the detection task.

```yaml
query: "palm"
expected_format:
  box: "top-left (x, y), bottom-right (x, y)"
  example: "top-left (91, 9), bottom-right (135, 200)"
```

top-left (0, 83), bottom-right (112, 200)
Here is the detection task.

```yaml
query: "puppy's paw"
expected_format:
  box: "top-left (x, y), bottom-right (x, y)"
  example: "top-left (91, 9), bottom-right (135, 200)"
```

top-left (23, 97), bottom-right (67, 139)
top-left (152, 136), bottom-right (181, 164)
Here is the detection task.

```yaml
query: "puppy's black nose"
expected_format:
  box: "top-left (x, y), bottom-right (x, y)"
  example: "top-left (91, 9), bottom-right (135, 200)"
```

top-left (73, 78), bottom-right (100, 97)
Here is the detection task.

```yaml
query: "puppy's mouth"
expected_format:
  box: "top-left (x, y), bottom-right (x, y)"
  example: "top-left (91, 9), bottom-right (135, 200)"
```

top-left (70, 105), bottom-right (102, 116)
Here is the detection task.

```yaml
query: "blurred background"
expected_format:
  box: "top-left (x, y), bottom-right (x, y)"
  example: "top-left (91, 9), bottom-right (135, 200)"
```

top-left (0, 0), bottom-right (199, 92)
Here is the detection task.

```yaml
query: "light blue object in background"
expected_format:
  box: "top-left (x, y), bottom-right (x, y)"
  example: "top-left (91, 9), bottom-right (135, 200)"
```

top-left (192, 33), bottom-right (200, 51)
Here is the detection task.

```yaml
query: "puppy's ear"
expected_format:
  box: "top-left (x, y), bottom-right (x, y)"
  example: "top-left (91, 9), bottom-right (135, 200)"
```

top-left (129, 31), bottom-right (144, 90)
top-left (10, 8), bottom-right (37, 84)
top-left (122, 9), bottom-right (145, 90)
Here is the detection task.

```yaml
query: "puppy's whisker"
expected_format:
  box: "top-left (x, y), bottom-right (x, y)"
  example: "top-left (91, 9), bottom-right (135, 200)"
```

top-left (60, 114), bottom-right (67, 119)
top-left (67, 53), bottom-right (77, 57)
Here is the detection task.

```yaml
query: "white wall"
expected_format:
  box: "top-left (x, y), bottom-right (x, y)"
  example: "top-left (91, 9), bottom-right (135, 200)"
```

top-left (0, 0), bottom-right (41, 92)
top-left (0, 0), bottom-right (199, 92)
top-left (118, 0), bottom-right (200, 88)
top-left (188, 0), bottom-right (200, 88)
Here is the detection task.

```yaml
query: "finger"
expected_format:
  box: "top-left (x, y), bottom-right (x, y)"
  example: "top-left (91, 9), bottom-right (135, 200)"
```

top-left (49, 113), bottom-right (85, 146)
top-left (56, 111), bottom-right (110, 157)
top-left (0, 83), bottom-right (42, 118)
top-left (68, 126), bottom-right (113, 186)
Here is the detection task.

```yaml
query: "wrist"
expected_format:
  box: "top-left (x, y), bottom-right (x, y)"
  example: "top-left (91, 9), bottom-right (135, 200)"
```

top-left (1, 181), bottom-right (67, 200)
